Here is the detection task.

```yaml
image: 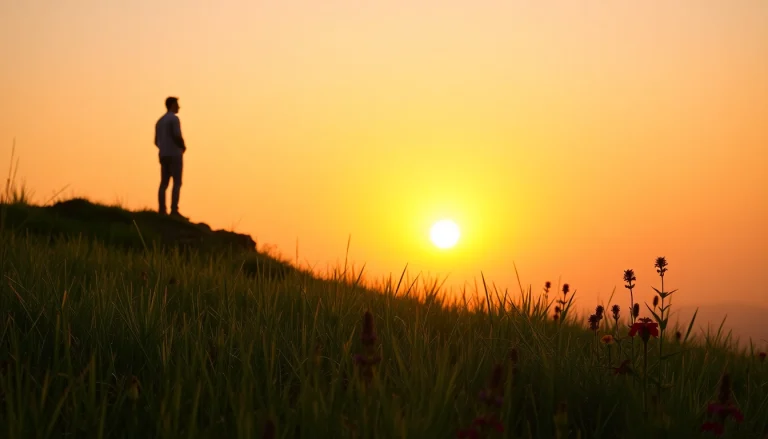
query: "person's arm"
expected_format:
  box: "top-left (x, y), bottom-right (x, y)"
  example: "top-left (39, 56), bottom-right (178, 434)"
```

top-left (170, 116), bottom-right (187, 151)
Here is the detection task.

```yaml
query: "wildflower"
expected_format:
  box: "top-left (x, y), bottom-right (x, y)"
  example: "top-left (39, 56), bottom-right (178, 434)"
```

top-left (601, 334), bottom-right (616, 369)
top-left (588, 314), bottom-right (600, 332)
top-left (653, 296), bottom-right (659, 308)
top-left (629, 317), bottom-right (659, 342)
top-left (623, 269), bottom-right (636, 287)
top-left (624, 269), bottom-right (637, 324)
top-left (632, 303), bottom-right (640, 319)
top-left (361, 311), bottom-right (377, 346)
top-left (557, 284), bottom-right (570, 310)
top-left (759, 352), bottom-right (766, 362)
top-left (595, 305), bottom-right (604, 320)
top-left (700, 372), bottom-right (744, 435)
top-left (611, 304), bottom-right (620, 322)
top-left (675, 331), bottom-right (682, 342)
top-left (542, 281), bottom-right (551, 302)
top-left (478, 364), bottom-right (505, 408)
top-left (353, 311), bottom-right (381, 385)
top-left (458, 363), bottom-right (507, 438)
top-left (655, 257), bottom-right (668, 277)
top-left (631, 316), bottom-right (657, 410)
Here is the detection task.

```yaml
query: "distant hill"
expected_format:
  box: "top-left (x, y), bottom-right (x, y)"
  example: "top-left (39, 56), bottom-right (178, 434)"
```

top-left (672, 303), bottom-right (768, 348)
top-left (0, 198), bottom-right (298, 281)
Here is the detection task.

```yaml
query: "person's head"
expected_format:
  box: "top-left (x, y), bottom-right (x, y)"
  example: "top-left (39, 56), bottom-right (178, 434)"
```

top-left (165, 96), bottom-right (180, 113)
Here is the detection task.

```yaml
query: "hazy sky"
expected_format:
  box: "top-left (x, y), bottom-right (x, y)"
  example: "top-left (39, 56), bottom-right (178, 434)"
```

top-left (1, 1), bottom-right (767, 316)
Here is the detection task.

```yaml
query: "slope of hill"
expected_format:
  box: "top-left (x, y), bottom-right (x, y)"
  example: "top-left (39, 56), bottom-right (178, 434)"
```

top-left (673, 304), bottom-right (768, 349)
top-left (0, 198), bottom-right (296, 281)
top-left (1, 198), bottom-right (767, 438)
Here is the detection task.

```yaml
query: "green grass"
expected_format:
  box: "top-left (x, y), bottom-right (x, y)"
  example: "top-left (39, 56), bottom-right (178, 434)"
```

top-left (0, 198), bottom-right (296, 282)
top-left (1, 198), bottom-right (767, 438)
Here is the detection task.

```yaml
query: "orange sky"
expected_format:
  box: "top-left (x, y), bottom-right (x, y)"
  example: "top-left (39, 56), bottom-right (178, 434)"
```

top-left (1, 1), bottom-right (767, 317)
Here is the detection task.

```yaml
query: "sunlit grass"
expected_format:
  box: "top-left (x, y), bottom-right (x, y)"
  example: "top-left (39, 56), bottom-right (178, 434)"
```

top-left (1, 225), bottom-right (767, 438)
top-left (1, 150), bottom-right (767, 437)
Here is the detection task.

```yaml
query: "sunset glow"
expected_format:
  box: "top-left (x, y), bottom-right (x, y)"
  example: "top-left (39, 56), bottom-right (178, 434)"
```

top-left (1, 1), bottom-right (767, 330)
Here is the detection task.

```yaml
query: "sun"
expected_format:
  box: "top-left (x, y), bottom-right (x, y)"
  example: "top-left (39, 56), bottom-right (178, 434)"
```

top-left (430, 219), bottom-right (461, 249)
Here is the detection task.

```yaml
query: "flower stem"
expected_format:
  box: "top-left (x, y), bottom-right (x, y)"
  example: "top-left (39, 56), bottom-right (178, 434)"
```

top-left (643, 341), bottom-right (649, 415)
top-left (658, 278), bottom-right (665, 400)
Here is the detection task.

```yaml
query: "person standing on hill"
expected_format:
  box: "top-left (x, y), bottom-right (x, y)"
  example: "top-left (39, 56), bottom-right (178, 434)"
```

top-left (154, 96), bottom-right (187, 219)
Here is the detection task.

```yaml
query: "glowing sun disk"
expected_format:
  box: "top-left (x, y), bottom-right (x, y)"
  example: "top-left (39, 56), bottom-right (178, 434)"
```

top-left (430, 219), bottom-right (460, 249)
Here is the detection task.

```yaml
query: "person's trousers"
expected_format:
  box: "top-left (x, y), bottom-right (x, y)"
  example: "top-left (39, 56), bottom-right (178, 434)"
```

top-left (158, 155), bottom-right (183, 213)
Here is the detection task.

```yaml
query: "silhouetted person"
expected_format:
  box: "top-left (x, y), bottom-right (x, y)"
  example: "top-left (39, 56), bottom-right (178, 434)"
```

top-left (154, 96), bottom-right (187, 219)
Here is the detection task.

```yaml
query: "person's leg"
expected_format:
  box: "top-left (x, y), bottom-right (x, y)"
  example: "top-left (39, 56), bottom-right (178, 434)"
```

top-left (170, 155), bottom-right (183, 214)
top-left (158, 156), bottom-right (172, 214)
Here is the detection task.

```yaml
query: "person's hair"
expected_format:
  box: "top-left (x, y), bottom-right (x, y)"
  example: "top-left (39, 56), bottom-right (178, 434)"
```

top-left (165, 96), bottom-right (179, 110)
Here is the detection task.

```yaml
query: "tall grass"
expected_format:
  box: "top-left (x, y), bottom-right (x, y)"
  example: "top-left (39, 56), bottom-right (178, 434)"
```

top-left (2, 139), bottom-right (33, 205)
top-left (1, 230), bottom-right (766, 438)
top-left (1, 146), bottom-right (765, 437)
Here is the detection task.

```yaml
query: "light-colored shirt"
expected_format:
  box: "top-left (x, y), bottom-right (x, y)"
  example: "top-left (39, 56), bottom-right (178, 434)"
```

top-left (154, 112), bottom-right (185, 157)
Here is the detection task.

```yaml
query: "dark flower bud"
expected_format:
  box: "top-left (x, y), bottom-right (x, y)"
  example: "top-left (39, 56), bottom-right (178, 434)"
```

top-left (611, 304), bottom-right (621, 320)
top-left (588, 314), bottom-right (600, 331)
top-left (632, 303), bottom-right (640, 318)
top-left (623, 269), bottom-right (636, 286)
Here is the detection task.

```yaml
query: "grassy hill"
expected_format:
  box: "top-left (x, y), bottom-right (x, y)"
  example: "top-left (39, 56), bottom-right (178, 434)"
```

top-left (1, 199), bottom-right (767, 438)
top-left (0, 198), bottom-right (297, 281)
